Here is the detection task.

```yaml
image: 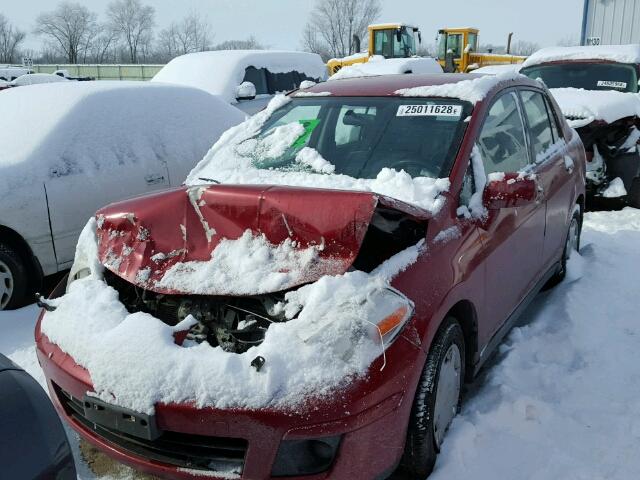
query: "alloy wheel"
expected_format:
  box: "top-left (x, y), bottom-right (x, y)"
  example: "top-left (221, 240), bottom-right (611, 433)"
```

top-left (0, 259), bottom-right (14, 310)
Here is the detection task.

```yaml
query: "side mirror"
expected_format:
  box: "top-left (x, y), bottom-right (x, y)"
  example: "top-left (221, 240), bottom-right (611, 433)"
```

top-left (483, 173), bottom-right (537, 210)
top-left (236, 81), bottom-right (256, 101)
top-left (418, 32), bottom-right (422, 44)
top-left (396, 29), bottom-right (403, 43)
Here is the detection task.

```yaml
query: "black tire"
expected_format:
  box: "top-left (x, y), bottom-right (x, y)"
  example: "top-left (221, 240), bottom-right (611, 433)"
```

top-left (400, 318), bottom-right (465, 479)
top-left (547, 205), bottom-right (582, 288)
top-left (0, 243), bottom-right (29, 310)
top-left (628, 177), bottom-right (640, 209)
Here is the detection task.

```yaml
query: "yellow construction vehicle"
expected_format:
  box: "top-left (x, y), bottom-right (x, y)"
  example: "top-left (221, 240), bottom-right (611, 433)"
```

top-left (327, 23), bottom-right (422, 75)
top-left (436, 27), bottom-right (526, 72)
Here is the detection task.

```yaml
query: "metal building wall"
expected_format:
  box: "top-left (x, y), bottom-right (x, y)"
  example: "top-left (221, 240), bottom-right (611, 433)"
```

top-left (581, 0), bottom-right (640, 45)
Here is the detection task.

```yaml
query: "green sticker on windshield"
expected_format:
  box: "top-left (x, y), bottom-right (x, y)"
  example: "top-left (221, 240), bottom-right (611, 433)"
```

top-left (291, 119), bottom-right (321, 149)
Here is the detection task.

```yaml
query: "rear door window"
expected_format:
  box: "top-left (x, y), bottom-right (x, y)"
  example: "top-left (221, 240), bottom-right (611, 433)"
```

top-left (520, 90), bottom-right (555, 161)
top-left (478, 91), bottom-right (530, 174)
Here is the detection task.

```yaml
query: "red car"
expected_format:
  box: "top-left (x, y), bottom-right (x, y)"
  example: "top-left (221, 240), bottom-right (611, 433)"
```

top-left (36, 73), bottom-right (585, 480)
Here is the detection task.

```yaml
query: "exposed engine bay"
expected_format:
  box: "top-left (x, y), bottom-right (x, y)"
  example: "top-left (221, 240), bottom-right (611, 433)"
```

top-left (576, 118), bottom-right (640, 205)
top-left (102, 202), bottom-right (426, 354)
top-left (105, 269), bottom-right (286, 353)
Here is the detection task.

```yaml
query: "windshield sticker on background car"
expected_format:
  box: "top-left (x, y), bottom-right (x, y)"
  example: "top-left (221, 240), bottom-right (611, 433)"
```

top-left (396, 104), bottom-right (462, 118)
top-left (597, 80), bottom-right (627, 89)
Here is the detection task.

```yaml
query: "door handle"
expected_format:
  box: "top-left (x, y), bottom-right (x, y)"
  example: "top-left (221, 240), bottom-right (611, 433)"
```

top-left (145, 174), bottom-right (166, 185)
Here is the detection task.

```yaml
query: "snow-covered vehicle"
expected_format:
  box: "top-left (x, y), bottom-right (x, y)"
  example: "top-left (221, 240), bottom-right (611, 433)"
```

top-left (520, 45), bottom-right (640, 206)
top-left (0, 81), bottom-right (244, 310)
top-left (36, 72), bottom-right (585, 479)
top-left (0, 66), bottom-right (33, 81)
top-left (151, 50), bottom-right (328, 115)
top-left (9, 73), bottom-right (69, 87)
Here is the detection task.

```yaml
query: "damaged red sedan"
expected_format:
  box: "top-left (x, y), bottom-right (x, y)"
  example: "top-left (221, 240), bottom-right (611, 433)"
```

top-left (36, 72), bottom-right (585, 480)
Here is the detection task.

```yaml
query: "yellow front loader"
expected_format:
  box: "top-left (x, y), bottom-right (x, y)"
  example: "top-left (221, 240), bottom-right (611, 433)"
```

top-left (436, 27), bottom-right (526, 73)
top-left (327, 23), bottom-right (422, 75)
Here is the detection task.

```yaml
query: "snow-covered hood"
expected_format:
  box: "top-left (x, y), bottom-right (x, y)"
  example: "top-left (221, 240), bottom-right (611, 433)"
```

top-left (550, 87), bottom-right (640, 127)
top-left (96, 184), bottom-right (430, 296)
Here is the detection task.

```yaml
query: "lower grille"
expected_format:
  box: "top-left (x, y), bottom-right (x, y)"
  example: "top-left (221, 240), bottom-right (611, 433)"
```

top-left (54, 384), bottom-right (247, 474)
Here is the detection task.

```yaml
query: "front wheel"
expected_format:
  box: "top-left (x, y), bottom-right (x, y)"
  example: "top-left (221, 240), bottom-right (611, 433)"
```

top-left (400, 318), bottom-right (465, 478)
top-left (0, 244), bottom-right (28, 310)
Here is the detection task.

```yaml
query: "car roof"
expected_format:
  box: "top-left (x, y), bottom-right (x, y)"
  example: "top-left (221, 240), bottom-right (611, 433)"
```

top-left (301, 73), bottom-right (539, 100)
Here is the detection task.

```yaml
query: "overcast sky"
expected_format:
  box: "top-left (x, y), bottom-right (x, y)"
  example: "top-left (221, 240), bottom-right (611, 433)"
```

top-left (3, 0), bottom-right (585, 52)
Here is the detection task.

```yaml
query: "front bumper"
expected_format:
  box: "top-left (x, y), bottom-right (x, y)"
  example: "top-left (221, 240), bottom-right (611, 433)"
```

top-left (36, 308), bottom-right (422, 480)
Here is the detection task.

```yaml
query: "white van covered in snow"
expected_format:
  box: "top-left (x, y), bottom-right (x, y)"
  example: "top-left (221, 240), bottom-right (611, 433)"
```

top-left (151, 50), bottom-right (328, 115)
top-left (0, 66), bottom-right (33, 82)
top-left (0, 81), bottom-right (244, 310)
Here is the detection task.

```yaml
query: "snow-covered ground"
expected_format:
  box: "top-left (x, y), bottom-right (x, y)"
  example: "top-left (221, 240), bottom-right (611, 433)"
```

top-left (1, 209), bottom-right (639, 479)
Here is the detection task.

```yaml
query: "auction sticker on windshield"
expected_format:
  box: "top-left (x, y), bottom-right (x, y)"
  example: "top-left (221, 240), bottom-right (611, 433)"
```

top-left (597, 80), bottom-right (627, 89)
top-left (397, 104), bottom-right (462, 117)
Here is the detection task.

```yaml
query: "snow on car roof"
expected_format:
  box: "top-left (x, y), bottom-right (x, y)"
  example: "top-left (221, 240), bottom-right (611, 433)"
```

top-left (0, 81), bottom-right (244, 200)
top-left (327, 56), bottom-right (443, 81)
top-left (395, 70), bottom-right (523, 104)
top-left (151, 50), bottom-right (327, 103)
top-left (522, 44), bottom-right (640, 69)
top-left (301, 71), bottom-right (529, 101)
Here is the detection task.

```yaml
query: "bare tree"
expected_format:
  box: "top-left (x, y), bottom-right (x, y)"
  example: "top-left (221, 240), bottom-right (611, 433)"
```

top-left (107, 0), bottom-right (155, 63)
top-left (212, 36), bottom-right (265, 51)
top-left (0, 14), bottom-right (26, 64)
top-left (157, 13), bottom-right (212, 60)
top-left (301, 0), bottom-right (381, 59)
top-left (85, 24), bottom-right (119, 63)
top-left (511, 40), bottom-right (540, 56)
top-left (34, 2), bottom-right (98, 63)
top-left (479, 43), bottom-right (506, 54)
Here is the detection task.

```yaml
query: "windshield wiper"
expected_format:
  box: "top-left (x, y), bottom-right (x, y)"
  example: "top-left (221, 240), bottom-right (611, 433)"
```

top-left (198, 177), bottom-right (221, 184)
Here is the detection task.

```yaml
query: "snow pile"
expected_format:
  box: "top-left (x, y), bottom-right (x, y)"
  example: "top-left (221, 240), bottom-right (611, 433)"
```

top-left (328, 51), bottom-right (368, 63)
top-left (602, 177), bottom-right (627, 198)
top-left (295, 147), bottom-right (335, 173)
top-left (0, 81), bottom-right (245, 203)
top-left (39, 219), bottom-right (421, 414)
top-left (549, 87), bottom-right (640, 126)
top-left (329, 56), bottom-right (442, 81)
top-left (155, 229), bottom-right (341, 295)
top-left (522, 44), bottom-right (640, 69)
top-left (396, 70), bottom-right (522, 104)
top-left (151, 50), bottom-right (327, 103)
top-left (430, 208), bottom-right (640, 480)
top-left (186, 95), bottom-right (450, 213)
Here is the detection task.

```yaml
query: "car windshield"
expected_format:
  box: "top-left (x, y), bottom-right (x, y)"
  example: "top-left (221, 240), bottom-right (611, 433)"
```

top-left (521, 62), bottom-right (639, 93)
top-left (245, 97), bottom-right (472, 179)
